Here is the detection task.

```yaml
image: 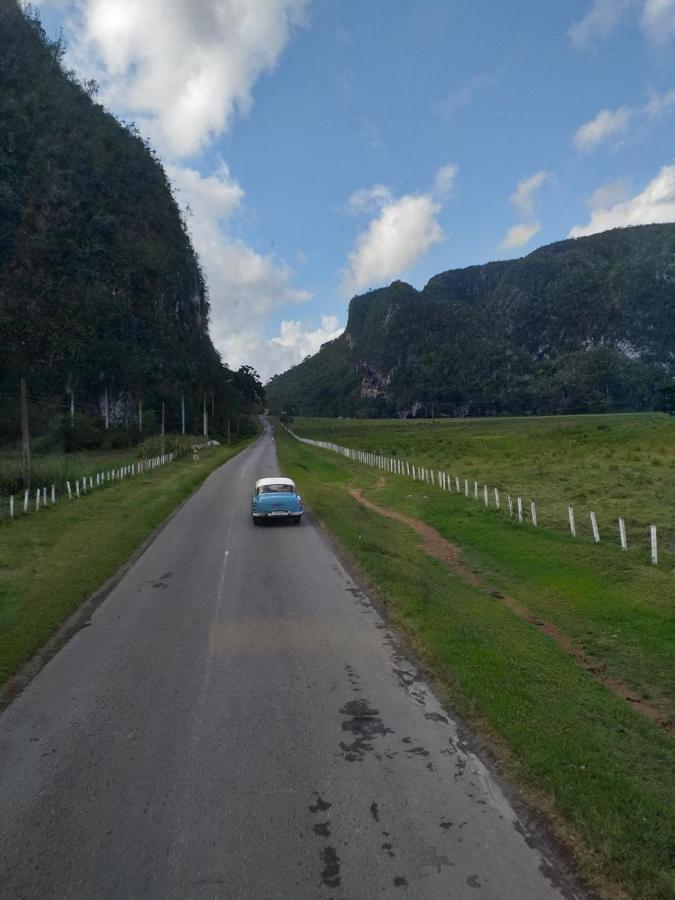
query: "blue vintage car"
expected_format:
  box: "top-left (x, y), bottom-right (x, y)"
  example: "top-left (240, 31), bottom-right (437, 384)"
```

top-left (251, 477), bottom-right (303, 525)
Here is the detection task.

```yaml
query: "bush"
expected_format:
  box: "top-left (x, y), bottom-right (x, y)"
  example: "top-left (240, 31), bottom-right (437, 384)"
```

top-left (59, 413), bottom-right (106, 451)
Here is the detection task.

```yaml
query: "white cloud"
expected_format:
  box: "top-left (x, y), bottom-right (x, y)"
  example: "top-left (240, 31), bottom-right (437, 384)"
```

top-left (220, 315), bottom-right (343, 380)
top-left (168, 164), bottom-right (313, 367)
top-left (569, 0), bottom-right (632, 47)
top-left (501, 222), bottom-right (541, 250)
top-left (642, 0), bottom-right (675, 41)
top-left (268, 315), bottom-right (343, 371)
top-left (346, 184), bottom-right (394, 215)
top-left (569, 163), bottom-right (675, 236)
top-left (433, 163), bottom-right (459, 198)
top-left (433, 72), bottom-right (497, 119)
top-left (509, 171), bottom-right (551, 218)
top-left (341, 164), bottom-right (457, 295)
top-left (342, 163), bottom-right (458, 295)
top-left (167, 163), bottom-right (244, 220)
top-left (342, 194), bottom-right (443, 295)
top-left (645, 88), bottom-right (675, 117)
top-left (500, 171), bottom-right (551, 250)
top-left (60, 0), bottom-right (311, 158)
top-left (572, 90), bottom-right (675, 153)
top-left (586, 177), bottom-right (632, 210)
top-left (570, 0), bottom-right (675, 45)
top-left (573, 107), bottom-right (633, 152)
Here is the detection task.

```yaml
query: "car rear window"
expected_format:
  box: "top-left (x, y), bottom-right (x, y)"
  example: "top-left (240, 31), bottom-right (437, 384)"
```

top-left (258, 484), bottom-right (294, 494)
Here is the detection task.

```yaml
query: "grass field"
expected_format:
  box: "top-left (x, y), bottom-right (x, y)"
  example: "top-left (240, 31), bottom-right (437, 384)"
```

top-left (289, 413), bottom-right (675, 556)
top-left (0, 433), bottom-right (198, 499)
top-left (276, 423), bottom-right (675, 900)
top-left (0, 439), bottom-right (250, 688)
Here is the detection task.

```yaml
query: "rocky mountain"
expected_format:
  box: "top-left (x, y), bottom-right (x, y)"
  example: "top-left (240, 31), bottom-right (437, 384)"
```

top-left (267, 224), bottom-right (675, 417)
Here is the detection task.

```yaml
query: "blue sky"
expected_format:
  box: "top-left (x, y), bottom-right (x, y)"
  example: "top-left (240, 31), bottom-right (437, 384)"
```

top-left (36, 0), bottom-right (675, 378)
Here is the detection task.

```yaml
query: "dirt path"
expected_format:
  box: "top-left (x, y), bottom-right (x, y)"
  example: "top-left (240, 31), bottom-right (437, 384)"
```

top-left (349, 485), bottom-right (672, 734)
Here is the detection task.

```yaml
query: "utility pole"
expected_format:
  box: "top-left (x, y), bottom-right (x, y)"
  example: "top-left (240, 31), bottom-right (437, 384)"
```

top-left (20, 377), bottom-right (31, 490)
top-left (138, 395), bottom-right (143, 433)
top-left (104, 386), bottom-right (109, 429)
top-left (203, 391), bottom-right (208, 439)
top-left (181, 391), bottom-right (185, 435)
top-left (160, 401), bottom-right (166, 455)
top-left (227, 417), bottom-right (231, 445)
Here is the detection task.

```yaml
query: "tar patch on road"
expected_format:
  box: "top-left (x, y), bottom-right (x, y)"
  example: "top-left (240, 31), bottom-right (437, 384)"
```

top-left (339, 699), bottom-right (394, 762)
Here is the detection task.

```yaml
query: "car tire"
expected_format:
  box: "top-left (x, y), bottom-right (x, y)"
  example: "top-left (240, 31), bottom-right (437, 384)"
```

top-left (253, 518), bottom-right (262, 526)
top-left (292, 516), bottom-right (301, 524)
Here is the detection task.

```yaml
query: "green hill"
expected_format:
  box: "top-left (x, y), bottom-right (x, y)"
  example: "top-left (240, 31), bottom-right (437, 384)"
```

top-left (267, 224), bottom-right (675, 417)
top-left (0, 1), bottom-right (256, 442)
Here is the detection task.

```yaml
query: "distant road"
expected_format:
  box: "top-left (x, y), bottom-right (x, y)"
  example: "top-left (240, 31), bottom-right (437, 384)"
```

top-left (0, 424), bottom-right (582, 898)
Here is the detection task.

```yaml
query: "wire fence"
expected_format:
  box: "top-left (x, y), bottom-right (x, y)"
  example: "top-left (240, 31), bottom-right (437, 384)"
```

top-left (283, 425), bottom-right (669, 569)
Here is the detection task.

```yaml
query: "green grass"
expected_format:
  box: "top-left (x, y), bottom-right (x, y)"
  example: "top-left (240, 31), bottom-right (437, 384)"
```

top-left (0, 433), bottom-right (200, 498)
top-left (0, 440), bottom-right (250, 685)
top-left (289, 413), bottom-right (675, 555)
top-left (276, 425), bottom-right (675, 900)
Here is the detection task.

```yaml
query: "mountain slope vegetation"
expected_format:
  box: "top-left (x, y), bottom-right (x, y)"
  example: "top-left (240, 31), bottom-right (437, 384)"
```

top-left (0, 1), bottom-right (258, 443)
top-left (267, 224), bottom-right (675, 417)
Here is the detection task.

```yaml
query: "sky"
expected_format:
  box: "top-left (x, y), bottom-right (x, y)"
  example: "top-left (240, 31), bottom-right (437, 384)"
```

top-left (34, 0), bottom-right (675, 380)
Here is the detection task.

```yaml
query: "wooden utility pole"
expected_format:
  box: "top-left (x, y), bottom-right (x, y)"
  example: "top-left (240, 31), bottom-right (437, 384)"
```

top-left (181, 391), bottom-right (186, 435)
top-left (20, 377), bottom-right (31, 490)
top-left (227, 417), bottom-right (231, 445)
top-left (202, 391), bottom-right (208, 438)
top-left (160, 401), bottom-right (166, 455)
top-left (104, 386), bottom-right (109, 429)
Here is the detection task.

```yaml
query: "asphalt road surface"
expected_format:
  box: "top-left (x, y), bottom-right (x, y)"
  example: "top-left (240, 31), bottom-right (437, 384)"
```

top-left (0, 425), bottom-right (583, 899)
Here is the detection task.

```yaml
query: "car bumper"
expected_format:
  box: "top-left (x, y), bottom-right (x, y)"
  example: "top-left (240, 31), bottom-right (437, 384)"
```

top-left (251, 510), bottom-right (303, 518)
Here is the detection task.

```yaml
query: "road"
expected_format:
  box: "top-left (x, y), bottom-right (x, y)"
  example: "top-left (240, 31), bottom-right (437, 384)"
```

top-left (0, 425), bottom-right (582, 899)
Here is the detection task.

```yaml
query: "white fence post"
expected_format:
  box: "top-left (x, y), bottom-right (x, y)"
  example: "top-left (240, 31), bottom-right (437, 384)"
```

top-left (51, 484), bottom-right (56, 504)
top-left (530, 500), bottom-right (537, 527)
top-left (517, 497), bottom-right (523, 522)
top-left (618, 517), bottom-right (627, 551)
top-left (23, 489), bottom-right (29, 512)
top-left (10, 495), bottom-right (14, 518)
top-left (42, 486), bottom-right (47, 506)
top-left (76, 480), bottom-right (80, 499)
top-left (507, 494), bottom-right (513, 517)
top-left (494, 487), bottom-right (500, 509)
top-left (464, 479), bottom-right (469, 497)
top-left (455, 476), bottom-right (460, 492)
top-left (474, 480), bottom-right (478, 500)
top-left (568, 506), bottom-right (576, 537)
top-left (483, 484), bottom-right (488, 506)
top-left (35, 490), bottom-right (40, 512)
top-left (650, 525), bottom-right (658, 565)
top-left (590, 512), bottom-right (600, 543)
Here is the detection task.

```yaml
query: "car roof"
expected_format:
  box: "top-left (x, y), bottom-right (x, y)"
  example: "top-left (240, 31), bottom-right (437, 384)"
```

top-left (255, 477), bottom-right (295, 489)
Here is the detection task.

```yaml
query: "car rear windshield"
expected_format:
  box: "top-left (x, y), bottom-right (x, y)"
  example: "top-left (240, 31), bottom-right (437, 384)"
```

top-left (258, 484), bottom-right (294, 494)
